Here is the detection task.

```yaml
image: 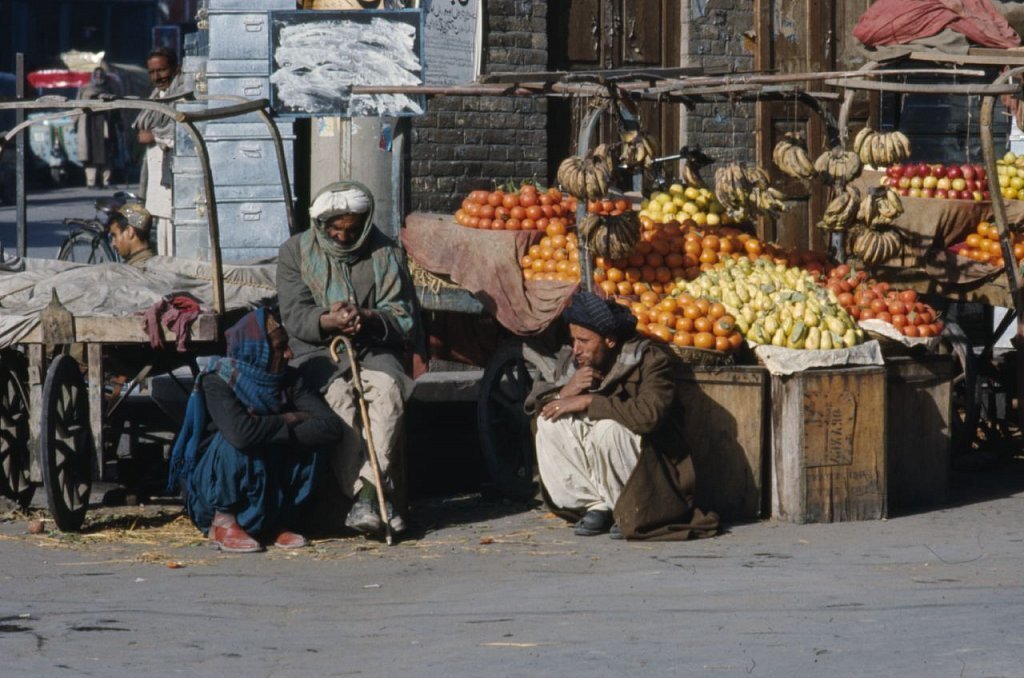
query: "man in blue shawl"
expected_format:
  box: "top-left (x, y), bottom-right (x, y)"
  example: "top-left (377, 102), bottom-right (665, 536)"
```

top-left (276, 181), bottom-right (416, 538)
top-left (169, 307), bottom-right (345, 552)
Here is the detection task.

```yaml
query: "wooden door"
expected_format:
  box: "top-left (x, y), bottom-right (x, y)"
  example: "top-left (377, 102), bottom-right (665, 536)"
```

top-left (548, 1), bottom-right (680, 178)
top-left (755, 0), bottom-right (873, 251)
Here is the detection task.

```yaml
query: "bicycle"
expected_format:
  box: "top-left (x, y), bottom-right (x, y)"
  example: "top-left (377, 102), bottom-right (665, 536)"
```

top-left (57, 191), bottom-right (139, 264)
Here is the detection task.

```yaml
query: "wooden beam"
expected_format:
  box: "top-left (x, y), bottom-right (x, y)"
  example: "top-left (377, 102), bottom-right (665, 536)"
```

top-left (18, 313), bottom-right (220, 345)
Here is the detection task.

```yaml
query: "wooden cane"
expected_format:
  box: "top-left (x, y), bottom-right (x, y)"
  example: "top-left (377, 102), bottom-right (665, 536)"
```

top-left (330, 335), bottom-right (394, 546)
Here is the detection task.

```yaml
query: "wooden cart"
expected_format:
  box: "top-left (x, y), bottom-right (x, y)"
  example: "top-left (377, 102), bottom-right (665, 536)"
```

top-left (0, 95), bottom-right (294, 530)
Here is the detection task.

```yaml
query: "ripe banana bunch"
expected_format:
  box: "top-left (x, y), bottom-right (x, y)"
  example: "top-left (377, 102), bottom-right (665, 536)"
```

top-left (618, 130), bottom-right (658, 170)
top-left (578, 210), bottom-right (641, 260)
top-left (852, 226), bottom-right (904, 267)
top-left (857, 186), bottom-right (904, 229)
top-left (714, 162), bottom-right (788, 221)
top-left (852, 127), bottom-right (911, 167)
top-left (773, 133), bottom-right (816, 179)
top-left (813, 146), bottom-right (863, 184)
top-left (557, 148), bottom-right (614, 200)
top-left (817, 186), bottom-right (861, 232)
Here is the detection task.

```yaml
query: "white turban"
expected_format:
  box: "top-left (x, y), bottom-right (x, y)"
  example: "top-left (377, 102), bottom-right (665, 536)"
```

top-left (311, 188), bottom-right (371, 221)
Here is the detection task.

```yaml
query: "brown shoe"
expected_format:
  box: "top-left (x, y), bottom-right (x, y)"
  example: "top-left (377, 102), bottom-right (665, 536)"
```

top-left (272, 530), bottom-right (308, 549)
top-left (209, 517), bottom-right (263, 553)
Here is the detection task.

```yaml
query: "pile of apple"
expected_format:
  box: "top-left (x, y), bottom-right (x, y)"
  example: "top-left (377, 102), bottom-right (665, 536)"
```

top-left (879, 162), bottom-right (990, 201)
top-left (995, 152), bottom-right (1024, 200)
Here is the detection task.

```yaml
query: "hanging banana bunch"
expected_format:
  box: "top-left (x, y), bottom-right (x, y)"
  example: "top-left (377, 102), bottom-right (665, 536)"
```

top-left (857, 185), bottom-right (904, 229)
top-left (773, 133), bottom-right (816, 180)
top-left (852, 127), bottom-right (912, 167)
top-left (713, 162), bottom-right (788, 221)
top-left (618, 130), bottom-right (658, 171)
top-left (852, 226), bottom-right (904, 267)
top-left (557, 145), bottom-right (615, 200)
top-left (816, 185), bottom-right (862, 232)
top-left (813, 146), bottom-right (863, 184)
top-left (578, 210), bottom-right (641, 260)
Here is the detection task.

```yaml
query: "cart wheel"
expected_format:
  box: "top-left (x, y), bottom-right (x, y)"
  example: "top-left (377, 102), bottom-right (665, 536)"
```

top-left (40, 354), bottom-right (94, 531)
top-left (477, 341), bottom-right (554, 500)
top-left (0, 350), bottom-right (33, 508)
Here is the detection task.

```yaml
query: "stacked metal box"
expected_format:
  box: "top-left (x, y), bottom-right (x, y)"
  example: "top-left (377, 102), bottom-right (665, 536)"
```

top-left (173, 0), bottom-right (296, 262)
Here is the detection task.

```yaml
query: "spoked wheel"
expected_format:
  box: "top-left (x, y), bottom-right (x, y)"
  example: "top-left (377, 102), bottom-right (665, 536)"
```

top-left (40, 354), bottom-right (94, 531)
top-left (0, 350), bottom-right (33, 508)
top-left (477, 341), bottom-right (555, 500)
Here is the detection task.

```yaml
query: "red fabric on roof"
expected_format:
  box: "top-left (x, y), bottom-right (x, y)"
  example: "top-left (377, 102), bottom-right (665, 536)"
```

top-left (853, 0), bottom-right (1020, 49)
top-left (26, 70), bottom-right (92, 89)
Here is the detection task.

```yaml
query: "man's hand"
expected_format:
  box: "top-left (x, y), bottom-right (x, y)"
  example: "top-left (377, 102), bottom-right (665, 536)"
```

top-left (540, 394), bottom-right (592, 421)
top-left (137, 129), bottom-right (155, 145)
top-left (559, 366), bottom-right (604, 399)
top-left (320, 301), bottom-right (363, 336)
top-left (281, 411), bottom-right (312, 427)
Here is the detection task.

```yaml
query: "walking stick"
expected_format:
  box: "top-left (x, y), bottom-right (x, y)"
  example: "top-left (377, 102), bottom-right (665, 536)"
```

top-left (330, 335), bottom-right (394, 546)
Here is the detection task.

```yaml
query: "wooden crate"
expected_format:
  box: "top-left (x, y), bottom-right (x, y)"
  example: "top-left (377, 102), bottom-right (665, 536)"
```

top-left (673, 364), bottom-right (768, 523)
top-left (771, 366), bottom-right (887, 523)
top-left (885, 355), bottom-right (955, 511)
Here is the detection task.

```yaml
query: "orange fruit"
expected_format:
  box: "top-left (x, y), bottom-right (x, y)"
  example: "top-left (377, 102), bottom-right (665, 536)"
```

top-left (640, 290), bottom-right (660, 308)
top-left (616, 281), bottom-right (633, 296)
top-left (674, 316), bottom-right (694, 333)
top-left (648, 323), bottom-right (672, 343)
top-left (714, 335), bottom-right (731, 352)
top-left (695, 298), bottom-right (711, 315)
top-left (708, 303), bottom-right (726, 320)
top-left (606, 267), bottom-right (624, 283)
top-left (599, 280), bottom-right (618, 296)
top-left (712, 315), bottom-right (735, 336)
top-left (693, 332), bottom-right (715, 349)
top-left (673, 331), bottom-right (693, 347)
top-left (694, 316), bottom-right (713, 333)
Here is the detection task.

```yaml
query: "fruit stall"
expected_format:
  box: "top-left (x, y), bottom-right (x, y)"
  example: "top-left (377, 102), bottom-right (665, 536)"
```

top-left (382, 63), bottom-right (1023, 523)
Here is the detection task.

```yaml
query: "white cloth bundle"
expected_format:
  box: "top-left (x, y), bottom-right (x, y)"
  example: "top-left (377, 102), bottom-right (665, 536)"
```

top-left (311, 188), bottom-right (371, 221)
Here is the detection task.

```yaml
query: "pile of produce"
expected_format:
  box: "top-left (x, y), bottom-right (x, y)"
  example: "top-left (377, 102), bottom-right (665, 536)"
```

top-left (952, 220), bottom-right (1024, 266)
top-left (824, 264), bottom-right (944, 338)
top-left (623, 292), bottom-right (744, 352)
top-left (519, 221), bottom-right (581, 283)
top-left (996, 152), bottom-right (1024, 200)
top-left (638, 183), bottom-right (731, 228)
top-left (879, 161), bottom-right (990, 201)
top-left (454, 183), bottom-right (577, 231)
top-left (672, 257), bottom-right (866, 350)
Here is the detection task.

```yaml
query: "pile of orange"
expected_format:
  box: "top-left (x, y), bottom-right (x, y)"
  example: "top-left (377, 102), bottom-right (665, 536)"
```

top-left (593, 218), bottom-right (769, 297)
top-left (622, 292), bottom-right (744, 352)
top-left (955, 220), bottom-right (1024, 266)
top-left (587, 197), bottom-right (633, 215)
top-left (520, 221), bottom-right (582, 282)
top-left (455, 183), bottom-right (577, 231)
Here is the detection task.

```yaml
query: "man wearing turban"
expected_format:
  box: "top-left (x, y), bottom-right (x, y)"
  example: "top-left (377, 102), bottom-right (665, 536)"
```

top-left (525, 291), bottom-right (719, 541)
top-left (277, 181), bottom-right (417, 538)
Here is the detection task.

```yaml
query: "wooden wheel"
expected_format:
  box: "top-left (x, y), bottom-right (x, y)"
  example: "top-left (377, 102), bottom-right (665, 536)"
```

top-left (40, 354), bottom-right (94, 531)
top-left (0, 350), bottom-right (33, 508)
top-left (477, 342), bottom-right (554, 500)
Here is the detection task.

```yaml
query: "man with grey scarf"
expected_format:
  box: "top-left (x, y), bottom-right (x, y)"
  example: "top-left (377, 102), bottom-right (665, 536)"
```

top-left (132, 47), bottom-right (186, 255)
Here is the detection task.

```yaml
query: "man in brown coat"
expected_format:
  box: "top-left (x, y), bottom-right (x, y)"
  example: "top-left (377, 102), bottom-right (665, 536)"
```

top-left (525, 291), bottom-right (718, 541)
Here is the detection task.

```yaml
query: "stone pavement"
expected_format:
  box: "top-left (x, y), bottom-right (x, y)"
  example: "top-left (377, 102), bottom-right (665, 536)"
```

top-left (2, 458), bottom-right (1024, 677)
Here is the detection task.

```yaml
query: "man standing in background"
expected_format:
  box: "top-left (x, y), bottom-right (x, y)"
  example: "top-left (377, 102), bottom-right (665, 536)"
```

top-left (76, 68), bottom-right (117, 189)
top-left (132, 47), bottom-right (185, 255)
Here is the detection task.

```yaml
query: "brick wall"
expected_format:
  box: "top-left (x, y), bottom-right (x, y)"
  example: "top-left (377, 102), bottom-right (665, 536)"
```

top-left (681, 1), bottom-right (757, 166)
top-left (410, 0), bottom-right (548, 214)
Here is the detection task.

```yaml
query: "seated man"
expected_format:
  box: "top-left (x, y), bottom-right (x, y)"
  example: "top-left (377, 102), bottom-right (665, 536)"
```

top-left (108, 202), bottom-right (155, 266)
top-left (168, 307), bottom-right (346, 553)
top-left (525, 291), bottom-right (719, 541)
top-left (276, 181), bottom-right (416, 538)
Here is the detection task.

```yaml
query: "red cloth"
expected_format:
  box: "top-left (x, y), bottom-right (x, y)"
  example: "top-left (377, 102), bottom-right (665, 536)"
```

top-left (143, 294), bottom-right (203, 352)
top-left (853, 0), bottom-right (1020, 49)
top-left (401, 213), bottom-right (577, 336)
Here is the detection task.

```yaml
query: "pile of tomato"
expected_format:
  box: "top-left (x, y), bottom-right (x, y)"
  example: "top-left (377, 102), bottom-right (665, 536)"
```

top-left (825, 264), bottom-right (944, 337)
top-left (454, 184), bottom-right (577, 232)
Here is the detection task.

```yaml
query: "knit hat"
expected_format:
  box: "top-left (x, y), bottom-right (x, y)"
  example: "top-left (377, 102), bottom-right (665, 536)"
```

top-left (115, 202), bottom-right (152, 233)
top-left (563, 291), bottom-right (637, 339)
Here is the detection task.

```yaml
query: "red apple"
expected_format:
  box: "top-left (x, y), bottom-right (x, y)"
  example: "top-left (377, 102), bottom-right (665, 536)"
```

top-left (983, 190), bottom-right (992, 200)
top-left (888, 163), bottom-right (906, 179)
top-left (923, 188), bottom-right (937, 198)
top-left (933, 188), bottom-right (946, 199)
top-left (974, 164), bottom-right (986, 181)
top-left (961, 164), bottom-right (976, 181)
top-left (915, 162), bottom-right (930, 178)
top-left (947, 165), bottom-right (962, 180)
top-left (964, 179), bottom-right (977, 192)
top-left (958, 189), bottom-right (973, 200)
top-left (899, 187), bottom-right (911, 196)
top-left (933, 164), bottom-right (948, 179)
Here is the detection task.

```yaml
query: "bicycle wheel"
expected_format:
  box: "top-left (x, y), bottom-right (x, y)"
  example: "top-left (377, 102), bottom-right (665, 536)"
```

top-left (57, 226), bottom-right (117, 264)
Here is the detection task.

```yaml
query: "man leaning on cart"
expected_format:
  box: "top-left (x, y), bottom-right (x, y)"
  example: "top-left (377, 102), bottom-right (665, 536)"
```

top-left (526, 291), bottom-right (720, 541)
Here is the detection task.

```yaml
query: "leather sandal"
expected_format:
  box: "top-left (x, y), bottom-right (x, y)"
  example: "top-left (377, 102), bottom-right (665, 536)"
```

top-left (272, 530), bottom-right (308, 549)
